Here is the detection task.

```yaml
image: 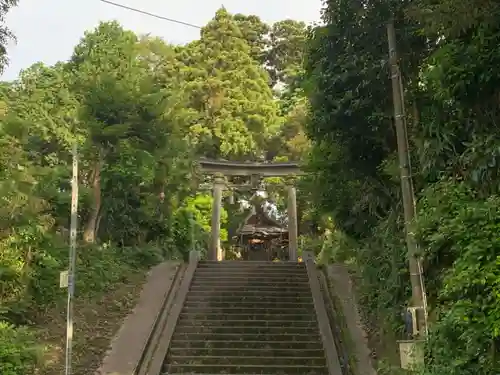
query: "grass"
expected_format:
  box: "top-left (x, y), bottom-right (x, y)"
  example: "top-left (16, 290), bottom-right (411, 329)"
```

top-left (34, 270), bottom-right (147, 375)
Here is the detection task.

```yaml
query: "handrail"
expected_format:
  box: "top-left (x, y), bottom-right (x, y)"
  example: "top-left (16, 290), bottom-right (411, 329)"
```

top-left (142, 250), bottom-right (199, 375)
top-left (319, 268), bottom-right (353, 375)
top-left (325, 265), bottom-right (377, 375)
top-left (135, 262), bottom-right (185, 375)
top-left (303, 251), bottom-right (342, 375)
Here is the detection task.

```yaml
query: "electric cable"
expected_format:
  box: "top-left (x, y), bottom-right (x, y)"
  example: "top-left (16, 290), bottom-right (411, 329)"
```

top-left (99, 0), bottom-right (202, 29)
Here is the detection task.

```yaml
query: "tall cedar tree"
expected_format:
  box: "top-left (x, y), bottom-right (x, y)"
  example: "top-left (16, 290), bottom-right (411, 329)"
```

top-left (182, 8), bottom-right (281, 161)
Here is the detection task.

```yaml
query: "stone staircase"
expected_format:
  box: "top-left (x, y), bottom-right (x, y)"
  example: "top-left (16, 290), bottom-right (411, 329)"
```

top-left (162, 260), bottom-right (329, 374)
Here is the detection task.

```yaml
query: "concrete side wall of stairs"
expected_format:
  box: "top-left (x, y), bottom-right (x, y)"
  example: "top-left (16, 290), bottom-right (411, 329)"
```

top-left (325, 265), bottom-right (377, 375)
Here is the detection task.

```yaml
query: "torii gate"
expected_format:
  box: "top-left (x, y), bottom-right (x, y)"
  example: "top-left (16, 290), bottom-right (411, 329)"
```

top-left (198, 159), bottom-right (304, 261)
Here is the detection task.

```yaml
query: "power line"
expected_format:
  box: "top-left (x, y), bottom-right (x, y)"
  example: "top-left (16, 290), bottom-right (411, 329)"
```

top-left (97, 0), bottom-right (305, 52)
top-left (99, 0), bottom-right (202, 29)
top-left (98, 0), bottom-right (265, 46)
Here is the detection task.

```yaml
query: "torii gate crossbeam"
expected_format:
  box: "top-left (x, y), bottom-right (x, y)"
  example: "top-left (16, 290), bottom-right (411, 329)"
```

top-left (198, 159), bottom-right (304, 177)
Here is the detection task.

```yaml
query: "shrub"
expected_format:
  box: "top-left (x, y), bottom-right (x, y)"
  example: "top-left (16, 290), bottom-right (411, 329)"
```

top-left (0, 322), bottom-right (40, 375)
top-left (416, 180), bottom-right (500, 375)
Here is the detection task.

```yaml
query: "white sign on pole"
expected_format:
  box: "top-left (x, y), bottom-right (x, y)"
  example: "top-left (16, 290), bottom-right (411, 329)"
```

top-left (60, 270), bottom-right (69, 288)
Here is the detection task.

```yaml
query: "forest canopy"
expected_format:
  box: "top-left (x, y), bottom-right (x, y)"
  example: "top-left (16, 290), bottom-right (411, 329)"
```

top-left (0, 7), bottom-right (310, 374)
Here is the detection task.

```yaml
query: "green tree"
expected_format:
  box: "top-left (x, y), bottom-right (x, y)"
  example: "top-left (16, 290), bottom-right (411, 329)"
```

top-left (233, 13), bottom-right (270, 66)
top-left (305, 0), bottom-right (398, 238)
top-left (0, 0), bottom-right (18, 72)
top-left (182, 8), bottom-right (281, 160)
top-left (67, 21), bottom-right (197, 245)
top-left (0, 10), bottom-right (330, 373)
top-left (267, 20), bottom-right (307, 87)
top-left (408, 0), bottom-right (500, 38)
top-left (304, 1), bottom-right (500, 374)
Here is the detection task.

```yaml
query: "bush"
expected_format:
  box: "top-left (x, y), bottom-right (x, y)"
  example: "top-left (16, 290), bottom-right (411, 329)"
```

top-left (33, 243), bottom-right (169, 304)
top-left (0, 322), bottom-right (40, 375)
top-left (2, 240), bottom-right (171, 324)
top-left (0, 242), bottom-right (172, 374)
top-left (416, 180), bottom-right (500, 375)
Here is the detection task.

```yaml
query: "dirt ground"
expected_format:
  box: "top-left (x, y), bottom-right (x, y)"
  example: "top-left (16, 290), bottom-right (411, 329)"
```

top-left (34, 271), bottom-right (147, 375)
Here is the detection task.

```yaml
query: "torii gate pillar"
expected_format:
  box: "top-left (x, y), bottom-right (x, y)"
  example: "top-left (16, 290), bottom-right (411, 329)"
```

top-left (287, 183), bottom-right (298, 261)
top-left (210, 175), bottom-right (225, 261)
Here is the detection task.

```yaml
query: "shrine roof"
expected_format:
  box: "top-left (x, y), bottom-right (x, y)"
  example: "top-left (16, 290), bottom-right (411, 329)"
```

top-left (236, 203), bottom-right (288, 238)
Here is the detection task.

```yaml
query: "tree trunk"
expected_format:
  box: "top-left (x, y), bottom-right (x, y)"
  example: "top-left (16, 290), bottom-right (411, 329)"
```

top-left (83, 156), bottom-right (102, 244)
top-left (95, 212), bottom-right (103, 240)
top-left (412, 100), bottom-right (420, 130)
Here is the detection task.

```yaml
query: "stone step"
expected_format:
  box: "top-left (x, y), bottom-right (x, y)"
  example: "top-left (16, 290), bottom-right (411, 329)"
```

top-left (182, 306), bottom-right (314, 315)
top-left (189, 286), bottom-right (310, 292)
top-left (170, 332), bottom-right (321, 342)
top-left (194, 267), bottom-right (307, 273)
top-left (194, 269), bottom-right (308, 275)
top-left (179, 312), bottom-right (313, 321)
top-left (186, 294), bottom-right (313, 303)
top-left (194, 268), bottom-right (307, 278)
top-left (191, 278), bottom-right (310, 289)
top-left (170, 339), bottom-right (324, 350)
top-left (197, 261), bottom-right (305, 267)
top-left (195, 266), bottom-right (306, 270)
top-left (191, 279), bottom-right (310, 286)
top-left (195, 267), bottom-right (307, 276)
top-left (167, 355), bottom-right (326, 366)
top-left (192, 275), bottom-right (309, 284)
top-left (163, 363), bottom-right (327, 374)
top-left (189, 285), bottom-right (310, 293)
top-left (176, 319), bottom-right (318, 328)
top-left (174, 325), bottom-right (319, 335)
top-left (186, 290), bottom-right (311, 297)
top-left (168, 346), bottom-right (325, 357)
top-left (183, 301), bottom-right (314, 309)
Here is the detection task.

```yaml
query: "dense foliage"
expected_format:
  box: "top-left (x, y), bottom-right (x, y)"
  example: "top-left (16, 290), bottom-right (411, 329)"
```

top-left (305, 0), bottom-right (500, 374)
top-left (3, 0), bottom-right (498, 374)
top-left (0, 5), bottom-right (309, 373)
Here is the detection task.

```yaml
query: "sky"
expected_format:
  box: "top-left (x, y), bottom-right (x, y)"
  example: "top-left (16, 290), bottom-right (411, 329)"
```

top-left (1, 0), bottom-right (324, 81)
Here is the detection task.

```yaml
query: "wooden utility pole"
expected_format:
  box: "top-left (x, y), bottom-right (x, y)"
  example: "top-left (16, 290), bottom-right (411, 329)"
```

top-left (387, 21), bottom-right (427, 337)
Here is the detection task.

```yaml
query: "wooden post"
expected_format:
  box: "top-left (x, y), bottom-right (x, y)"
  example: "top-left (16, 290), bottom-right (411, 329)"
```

top-left (210, 175), bottom-right (224, 261)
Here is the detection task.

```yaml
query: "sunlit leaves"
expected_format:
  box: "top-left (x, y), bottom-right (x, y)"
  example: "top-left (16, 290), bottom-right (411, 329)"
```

top-left (181, 8), bottom-right (280, 160)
